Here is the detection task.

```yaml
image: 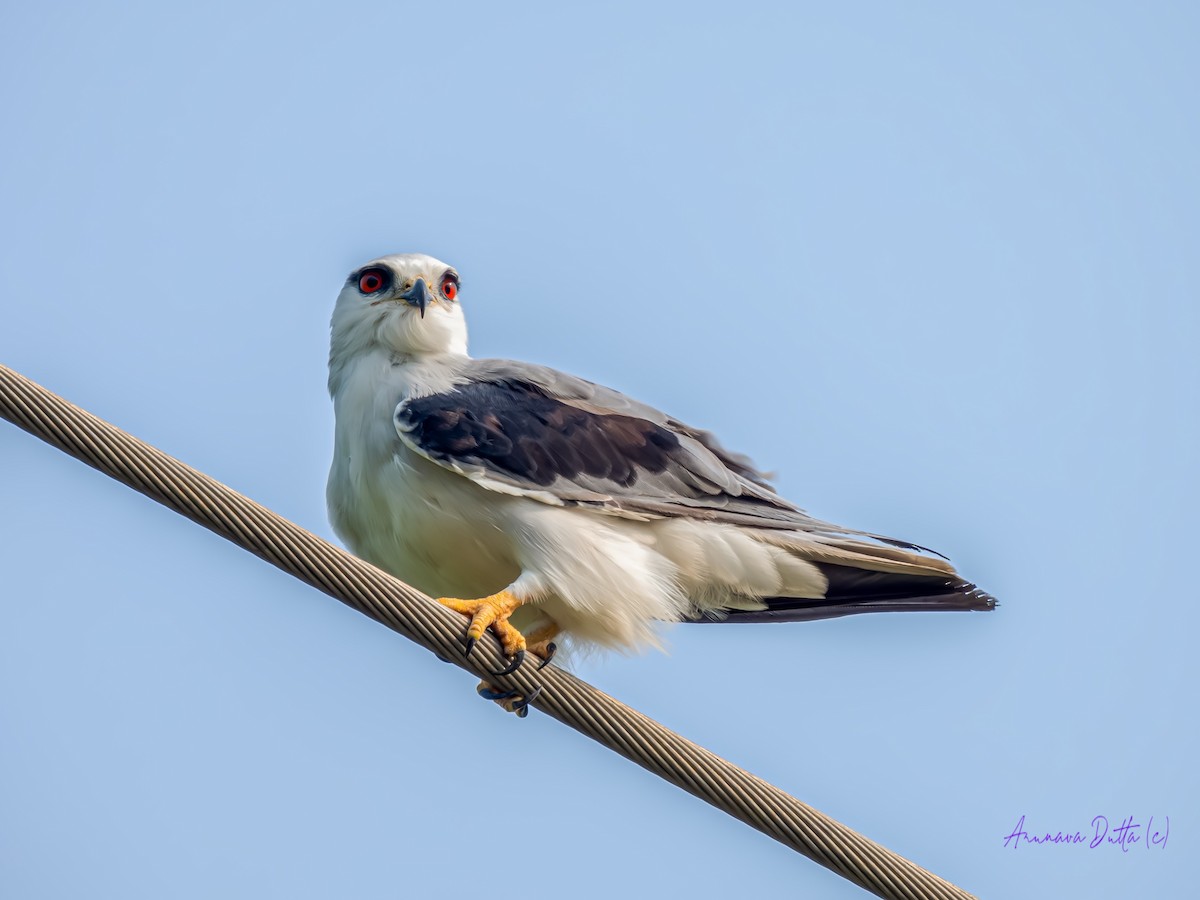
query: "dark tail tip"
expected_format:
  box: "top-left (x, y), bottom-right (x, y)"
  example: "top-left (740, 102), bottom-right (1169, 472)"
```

top-left (690, 571), bottom-right (997, 625)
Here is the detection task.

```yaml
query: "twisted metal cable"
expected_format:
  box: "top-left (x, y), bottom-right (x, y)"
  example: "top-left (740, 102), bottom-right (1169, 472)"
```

top-left (0, 363), bottom-right (976, 900)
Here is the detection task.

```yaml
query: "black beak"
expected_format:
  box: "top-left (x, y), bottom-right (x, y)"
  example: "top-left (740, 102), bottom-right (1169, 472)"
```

top-left (397, 277), bottom-right (431, 318)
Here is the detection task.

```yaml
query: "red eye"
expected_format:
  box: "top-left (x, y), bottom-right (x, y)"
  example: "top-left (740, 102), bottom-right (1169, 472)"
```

top-left (358, 268), bottom-right (387, 294)
top-left (441, 274), bottom-right (459, 301)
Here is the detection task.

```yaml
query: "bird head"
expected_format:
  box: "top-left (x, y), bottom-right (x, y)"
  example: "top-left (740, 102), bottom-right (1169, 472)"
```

top-left (330, 252), bottom-right (468, 363)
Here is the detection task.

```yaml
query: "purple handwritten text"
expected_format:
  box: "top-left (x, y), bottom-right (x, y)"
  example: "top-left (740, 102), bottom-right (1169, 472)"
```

top-left (1003, 815), bottom-right (1169, 852)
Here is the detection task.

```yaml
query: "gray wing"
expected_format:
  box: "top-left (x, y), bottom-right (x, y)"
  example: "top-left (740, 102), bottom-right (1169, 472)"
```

top-left (393, 358), bottom-right (936, 552)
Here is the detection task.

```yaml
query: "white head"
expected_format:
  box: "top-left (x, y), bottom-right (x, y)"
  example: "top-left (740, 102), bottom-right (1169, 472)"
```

top-left (329, 252), bottom-right (468, 373)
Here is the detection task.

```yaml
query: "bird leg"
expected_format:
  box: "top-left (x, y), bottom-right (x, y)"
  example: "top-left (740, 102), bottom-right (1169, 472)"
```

top-left (436, 593), bottom-right (562, 716)
top-left (436, 589), bottom-right (528, 674)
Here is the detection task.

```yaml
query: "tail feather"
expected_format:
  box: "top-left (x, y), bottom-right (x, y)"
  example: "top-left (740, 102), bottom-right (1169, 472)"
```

top-left (691, 564), bottom-right (998, 628)
top-left (754, 530), bottom-right (957, 579)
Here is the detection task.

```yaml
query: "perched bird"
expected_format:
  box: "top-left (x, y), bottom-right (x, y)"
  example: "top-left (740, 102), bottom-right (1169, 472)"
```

top-left (327, 252), bottom-right (994, 712)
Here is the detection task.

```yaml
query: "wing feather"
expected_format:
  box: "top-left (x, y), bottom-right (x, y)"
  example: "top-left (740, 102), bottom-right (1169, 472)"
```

top-left (393, 359), bottom-right (947, 556)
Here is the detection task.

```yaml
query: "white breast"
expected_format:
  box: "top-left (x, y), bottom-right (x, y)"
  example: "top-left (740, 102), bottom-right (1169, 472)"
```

top-left (326, 349), bottom-right (520, 599)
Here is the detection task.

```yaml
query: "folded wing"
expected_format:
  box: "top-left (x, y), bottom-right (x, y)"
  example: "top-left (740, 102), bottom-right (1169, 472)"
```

top-left (394, 359), bottom-right (995, 621)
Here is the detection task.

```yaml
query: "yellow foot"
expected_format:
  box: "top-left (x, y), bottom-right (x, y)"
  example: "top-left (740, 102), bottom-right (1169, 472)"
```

top-left (474, 623), bottom-right (559, 717)
top-left (476, 680), bottom-right (543, 718)
top-left (525, 622), bottom-right (561, 670)
top-left (436, 590), bottom-right (528, 675)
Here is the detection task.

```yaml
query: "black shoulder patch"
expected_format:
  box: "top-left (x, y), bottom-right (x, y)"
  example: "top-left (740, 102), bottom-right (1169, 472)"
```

top-left (398, 380), bottom-right (682, 488)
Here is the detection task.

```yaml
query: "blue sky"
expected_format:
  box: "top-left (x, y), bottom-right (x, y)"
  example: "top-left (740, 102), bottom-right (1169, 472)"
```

top-left (1, 3), bottom-right (1195, 897)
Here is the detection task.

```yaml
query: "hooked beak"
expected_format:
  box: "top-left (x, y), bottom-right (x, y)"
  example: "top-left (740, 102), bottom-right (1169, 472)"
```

top-left (396, 277), bottom-right (432, 318)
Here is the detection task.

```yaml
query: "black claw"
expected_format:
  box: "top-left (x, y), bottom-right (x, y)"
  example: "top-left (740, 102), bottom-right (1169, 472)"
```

top-left (536, 641), bottom-right (558, 670)
top-left (463, 636), bottom-right (476, 657)
top-left (477, 685), bottom-right (519, 702)
top-left (491, 649), bottom-right (525, 677)
top-left (512, 685), bottom-right (543, 718)
top-left (434, 653), bottom-right (452, 664)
